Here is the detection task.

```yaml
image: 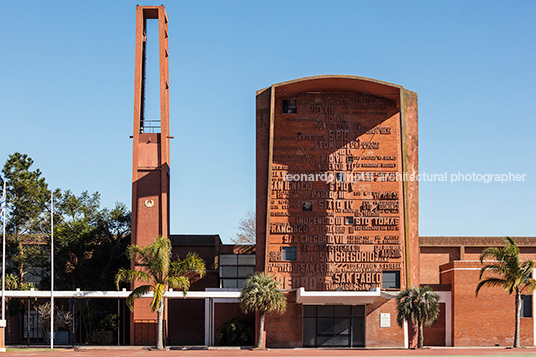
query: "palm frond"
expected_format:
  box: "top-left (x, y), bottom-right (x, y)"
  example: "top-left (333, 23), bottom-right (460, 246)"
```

top-left (480, 247), bottom-right (502, 263)
top-left (520, 260), bottom-right (534, 282)
top-left (239, 273), bottom-right (286, 315)
top-left (476, 237), bottom-right (533, 298)
top-left (170, 253), bottom-right (206, 278)
top-left (475, 277), bottom-right (508, 296)
top-left (115, 268), bottom-right (152, 289)
top-left (126, 244), bottom-right (148, 262)
top-left (167, 276), bottom-right (190, 294)
top-left (150, 283), bottom-right (165, 312)
top-left (479, 263), bottom-right (508, 280)
top-left (146, 236), bottom-right (171, 284)
top-left (521, 278), bottom-right (536, 294)
top-left (126, 285), bottom-right (152, 311)
top-left (116, 236), bottom-right (206, 317)
top-left (396, 285), bottom-right (440, 328)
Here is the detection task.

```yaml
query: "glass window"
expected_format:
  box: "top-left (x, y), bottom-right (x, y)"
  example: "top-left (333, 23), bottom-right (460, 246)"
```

top-left (317, 305), bottom-right (333, 317)
top-left (304, 305), bottom-right (364, 348)
top-left (282, 246), bottom-right (296, 261)
top-left (237, 254), bottom-right (255, 265)
top-left (382, 270), bottom-right (400, 289)
top-left (333, 318), bottom-right (350, 335)
top-left (283, 99), bottom-right (297, 114)
top-left (334, 306), bottom-right (351, 317)
top-left (317, 317), bottom-right (334, 335)
top-left (317, 335), bottom-right (333, 347)
top-left (220, 266), bottom-right (237, 278)
top-left (351, 317), bottom-right (365, 347)
top-left (521, 295), bottom-right (532, 317)
top-left (237, 279), bottom-right (247, 289)
top-left (351, 305), bottom-right (365, 317)
top-left (222, 279), bottom-right (238, 289)
top-left (303, 305), bottom-right (316, 317)
top-left (219, 254), bottom-right (238, 265)
top-left (333, 334), bottom-right (349, 347)
top-left (303, 317), bottom-right (316, 347)
top-left (237, 266), bottom-right (255, 278)
top-left (302, 201), bottom-right (313, 212)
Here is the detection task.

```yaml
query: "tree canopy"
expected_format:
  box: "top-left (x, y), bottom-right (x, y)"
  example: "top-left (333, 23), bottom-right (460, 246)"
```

top-left (396, 285), bottom-right (439, 348)
top-left (240, 272), bottom-right (286, 348)
top-left (1, 152), bottom-right (131, 291)
top-left (1, 152), bottom-right (49, 285)
top-left (231, 211), bottom-right (255, 245)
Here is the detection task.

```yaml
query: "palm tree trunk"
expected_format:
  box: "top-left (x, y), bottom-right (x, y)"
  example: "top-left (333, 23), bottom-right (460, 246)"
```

top-left (156, 303), bottom-right (164, 349)
top-left (514, 289), bottom-right (521, 348)
top-left (257, 312), bottom-right (265, 349)
top-left (418, 320), bottom-right (424, 348)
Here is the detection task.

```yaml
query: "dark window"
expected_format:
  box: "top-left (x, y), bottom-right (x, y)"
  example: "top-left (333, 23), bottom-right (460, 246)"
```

top-left (344, 217), bottom-right (354, 225)
top-left (304, 305), bottom-right (317, 317)
top-left (282, 246), bottom-right (296, 261)
top-left (283, 99), bottom-right (297, 113)
top-left (302, 201), bottom-right (313, 212)
top-left (302, 305), bottom-right (365, 348)
top-left (382, 271), bottom-right (400, 289)
top-left (219, 254), bottom-right (256, 289)
top-left (521, 295), bottom-right (532, 317)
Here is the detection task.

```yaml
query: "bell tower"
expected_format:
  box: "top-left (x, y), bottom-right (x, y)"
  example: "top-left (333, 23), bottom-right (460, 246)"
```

top-left (130, 5), bottom-right (170, 345)
top-left (132, 5), bottom-right (170, 248)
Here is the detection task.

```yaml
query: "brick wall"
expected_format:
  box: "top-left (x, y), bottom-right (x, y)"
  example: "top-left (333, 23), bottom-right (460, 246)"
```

top-left (265, 291), bottom-right (302, 348)
top-left (366, 297), bottom-right (405, 347)
top-left (443, 261), bottom-right (534, 347)
top-left (420, 247), bottom-right (460, 284)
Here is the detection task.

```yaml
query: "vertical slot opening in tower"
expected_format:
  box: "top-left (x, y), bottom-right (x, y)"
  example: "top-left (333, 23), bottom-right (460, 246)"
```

top-left (140, 18), bottom-right (161, 133)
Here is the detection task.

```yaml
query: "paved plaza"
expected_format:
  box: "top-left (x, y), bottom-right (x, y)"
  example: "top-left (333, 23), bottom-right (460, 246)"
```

top-left (4, 347), bottom-right (536, 357)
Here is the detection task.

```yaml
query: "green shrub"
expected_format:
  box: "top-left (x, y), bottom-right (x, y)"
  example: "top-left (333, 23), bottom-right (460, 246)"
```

top-left (215, 318), bottom-right (254, 346)
top-left (89, 330), bottom-right (114, 345)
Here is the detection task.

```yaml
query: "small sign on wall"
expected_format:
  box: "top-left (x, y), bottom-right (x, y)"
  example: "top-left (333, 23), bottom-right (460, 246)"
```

top-left (380, 313), bottom-right (391, 328)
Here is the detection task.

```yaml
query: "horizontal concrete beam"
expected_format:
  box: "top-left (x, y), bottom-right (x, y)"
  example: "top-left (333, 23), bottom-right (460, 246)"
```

top-left (1, 290), bottom-right (241, 299)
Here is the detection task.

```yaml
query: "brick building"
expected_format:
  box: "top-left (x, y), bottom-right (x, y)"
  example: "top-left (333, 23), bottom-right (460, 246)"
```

top-left (420, 236), bottom-right (536, 347)
top-left (127, 6), bottom-right (534, 348)
top-left (167, 235), bottom-right (254, 346)
top-left (255, 75), bottom-right (418, 348)
top-left (252, 75), bottom-right (536, 348)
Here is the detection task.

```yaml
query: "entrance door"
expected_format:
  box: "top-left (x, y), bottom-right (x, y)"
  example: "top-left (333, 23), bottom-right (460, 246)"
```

top-left (303, 305), bottom-right (365, 347)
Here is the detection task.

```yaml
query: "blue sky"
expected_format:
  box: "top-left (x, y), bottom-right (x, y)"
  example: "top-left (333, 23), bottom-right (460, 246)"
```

top-left (1, 1), bottom-right (534, 242)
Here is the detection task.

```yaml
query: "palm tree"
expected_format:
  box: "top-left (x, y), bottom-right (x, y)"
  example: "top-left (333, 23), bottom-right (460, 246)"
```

top-left (115, 235), bottom-right (205, 349)
top-left (476, 237), bottom-right (536, 348)
top-left (396, 285), bottom-right (440, 348)
top-left (239, 272), bottom-right (286, 349)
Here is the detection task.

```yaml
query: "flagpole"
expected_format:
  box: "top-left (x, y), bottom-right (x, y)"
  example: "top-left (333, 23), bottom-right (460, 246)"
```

top-left (1, 180), bottom-right (6, 352)
top-left (50, 192), bottom-right (54, 349)
top-left (2, 180), bottom-right (5, 317)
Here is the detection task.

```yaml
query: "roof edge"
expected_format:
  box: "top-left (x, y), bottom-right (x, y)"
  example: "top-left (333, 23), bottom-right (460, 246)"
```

top-left (256, 74), bottom-right (407, 95)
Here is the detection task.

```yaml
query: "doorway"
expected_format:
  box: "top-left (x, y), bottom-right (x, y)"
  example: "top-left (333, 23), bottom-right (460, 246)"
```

top-left (303, 305), bottom-right (365, 347)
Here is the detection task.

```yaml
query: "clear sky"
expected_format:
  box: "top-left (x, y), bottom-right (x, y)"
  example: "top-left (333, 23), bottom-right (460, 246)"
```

top-left (1, 1), bottom-right (534, 242)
